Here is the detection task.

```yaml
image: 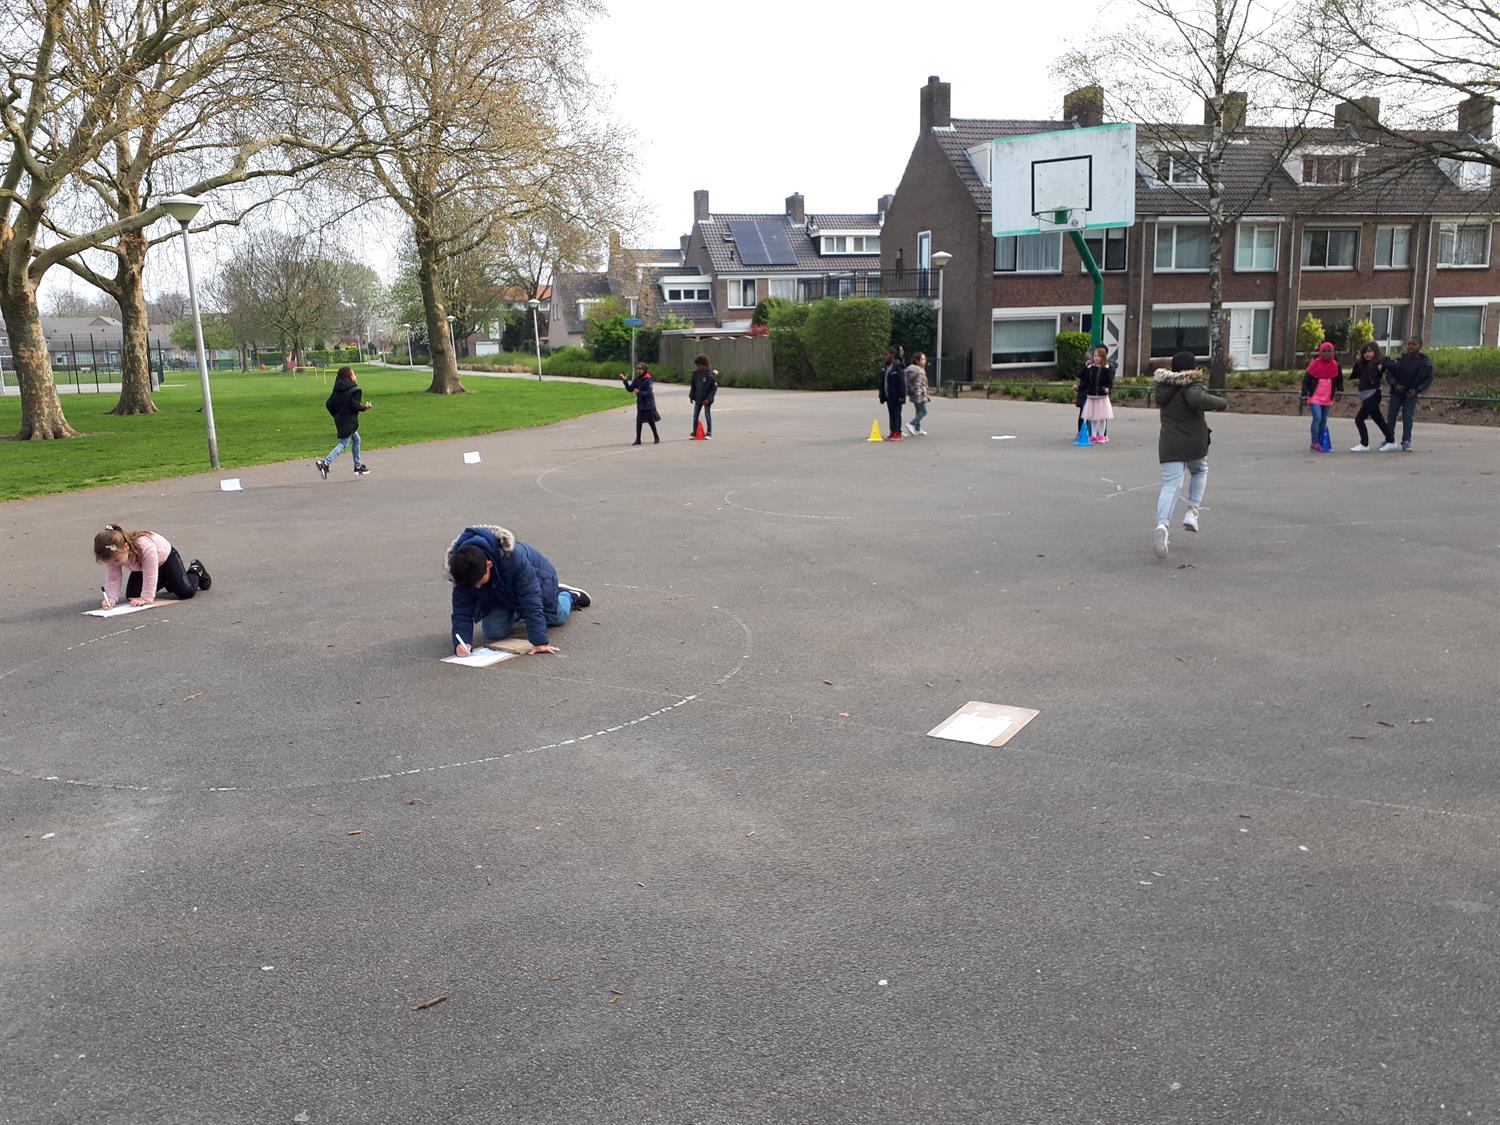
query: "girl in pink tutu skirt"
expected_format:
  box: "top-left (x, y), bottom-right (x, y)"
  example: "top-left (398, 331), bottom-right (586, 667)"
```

top-left (1076, 345), bottom-right (1115, 443)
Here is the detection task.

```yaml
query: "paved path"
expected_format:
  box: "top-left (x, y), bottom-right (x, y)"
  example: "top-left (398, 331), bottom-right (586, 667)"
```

top-left (3, 389), bottom-right (1497, 1124)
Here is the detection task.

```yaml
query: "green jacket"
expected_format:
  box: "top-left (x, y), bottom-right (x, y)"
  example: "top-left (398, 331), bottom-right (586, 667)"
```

top-left (1154, 368), bottom-right (1227, 463)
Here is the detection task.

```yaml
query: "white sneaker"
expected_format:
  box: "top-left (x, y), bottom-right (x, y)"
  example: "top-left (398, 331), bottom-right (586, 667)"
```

top-left (1350, 444), bottom-right (1369, 452)
top-left (1182, 508), bottom-right (1199, 533)
top-left (904, 422), bottom-right (916, 435)
top-left (1378, 441), bottom-right (1398, 452)
top-left (917, 429), bottom-right (928, 435)
top-left (1153, 524), bottom-right (1170, 559)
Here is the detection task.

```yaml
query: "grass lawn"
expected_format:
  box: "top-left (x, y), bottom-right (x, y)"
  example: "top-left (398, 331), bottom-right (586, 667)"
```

top-left (0, 365), bottom-right (622, 502)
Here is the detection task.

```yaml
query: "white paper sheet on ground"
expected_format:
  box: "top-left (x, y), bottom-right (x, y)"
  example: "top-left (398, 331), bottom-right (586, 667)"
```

top-left (463, 451), bottom-right (482, 464)
top-left (991, 435), bottom-right (1017, 441)
top-left (441, 647), bottom-right (516, 668)
top-left (928, 701), bottom-right (1040, 748)
top-left (220, 478), bottom-right (243, 491)
top-left (83, 602), bottom-right (161, 618)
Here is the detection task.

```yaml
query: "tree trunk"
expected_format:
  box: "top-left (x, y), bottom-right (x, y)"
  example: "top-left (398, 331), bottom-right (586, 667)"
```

top-left (415, 230), bottom-right (464, 394)
top-left (1, 281), bottom-right (79, 439)
top-left (1207, 156), bottom-right (1229, 392)
top-left (108, 232), bottom-right (158, 415)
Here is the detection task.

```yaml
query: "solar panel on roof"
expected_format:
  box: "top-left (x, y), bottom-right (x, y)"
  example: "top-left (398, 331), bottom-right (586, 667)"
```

top-left (756, 220), bottom-right (797, 265)
top-left (728, 220), bottom-right (798, 266)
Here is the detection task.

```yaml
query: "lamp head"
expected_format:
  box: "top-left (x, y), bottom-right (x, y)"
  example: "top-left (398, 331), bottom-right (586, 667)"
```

top-left (528, 298), bottom-right (541, 310)
top-left (930, 250), bottom-right (953, 270)
top-left (161, 195), bottom-right (203, 225)
top-left (445, 315), bottom-right (455, 324)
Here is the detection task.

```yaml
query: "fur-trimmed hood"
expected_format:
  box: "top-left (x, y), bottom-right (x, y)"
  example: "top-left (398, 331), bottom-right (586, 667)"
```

top-left (444, 524), bottom-right (515, 582)
top-left (1152, 367), bottom-right (1201, 386)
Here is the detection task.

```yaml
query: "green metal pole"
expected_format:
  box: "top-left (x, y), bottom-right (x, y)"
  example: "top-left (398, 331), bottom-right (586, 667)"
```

top-left (1069, 227), bottom-right (1104, 349)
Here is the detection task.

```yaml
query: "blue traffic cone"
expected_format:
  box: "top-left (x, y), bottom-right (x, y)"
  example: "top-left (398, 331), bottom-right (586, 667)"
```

top-left (1073, 423), bottom-right (1093, 447)
top-left (1319, 427), bottom-right (1332, 453)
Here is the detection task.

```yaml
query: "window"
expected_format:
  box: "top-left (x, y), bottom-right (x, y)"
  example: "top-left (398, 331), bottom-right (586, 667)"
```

top-left (1301, 228), bottom-right (1358, 269)
top-left (917, 231), bottom-right (932, 297)
top-left (857, 235), bottom-right (880, 254)
top-left (1157, 153), bottom-right (1206, 185)
top-left (1437, 222), bottom-right (1490, 267)
top-left (994, 233), bottom-right (1062, 273)
top-left (865, 272), bottom-right (882, 297)
top-left (666, 286), bottom-right (710, 302)
top-left (823, 235), bottom-right (879, 254)
top-left (830, 277), bottom-right (855, 299)
top-left (1374, 225), bottom-right (1412, 269)
top-left (822, 235), bottom-right (847, 253)
top-left (1151, 310), bottom-right (1210, 357)
top-left (1156, 224), bottom-right (1209, 271)
top-left (1081, 228), bottom-right (1128, 272)
top-left (768, 277), bottom-right (798, 300)
top-left (730, 279), bottom-right (757, 308)
top-left (1370, 305), bottom-right (1408, 345)
top-left (1252, 308), bottom-right (1272, 356)
top-left (576, 298), bottom-right (602, 320)
top-left (1431, 305), bottom-right (1484, 347)
top-left (991, 317), bottom-right (1058, 366)
top-left (1235, 224), bottom-right (1278, 271)
top-left (1302, 154), bottom-right (1358, 185)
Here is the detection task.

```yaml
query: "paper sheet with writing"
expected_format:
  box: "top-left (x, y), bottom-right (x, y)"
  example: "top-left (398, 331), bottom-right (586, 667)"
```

top-left (83, 602), bottom-right (162, 618)
top-left (441, 647), bottom-right (517, 668)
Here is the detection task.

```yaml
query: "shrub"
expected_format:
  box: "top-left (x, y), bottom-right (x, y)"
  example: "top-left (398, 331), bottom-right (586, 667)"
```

top-left (1055, 331), bottom-right (1090, 378)
top-left (803, 297), bottom-right (892, 390)
top-left (1297, 313), bottom-right (1324, 357)
top-left (1455, 384), bottom-right (1500, 410)
top-left (889, 301), bottom-right (936, 359)
top-left (1429, 346), bottom-right (1500, 379)
top-left (768, 302), bottom-right (814, 387)
top-left (752, 297), bottom-right (792, 327)
top-left (1348, 319), bottom-right (1375, 355)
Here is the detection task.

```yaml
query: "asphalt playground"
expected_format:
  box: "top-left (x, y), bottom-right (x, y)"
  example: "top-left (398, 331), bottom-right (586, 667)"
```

top-left (2, 386), bottom-right (1497, 1125)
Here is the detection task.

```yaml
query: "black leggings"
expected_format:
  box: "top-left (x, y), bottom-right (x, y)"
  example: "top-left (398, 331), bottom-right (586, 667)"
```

top-left (887, 402), bottom-right (903, 435)
top-left (635, 416), bottom-right (659, 443)
top-left (1354, 394), bottom-right (1392, 446)
top-left (125, 547), bottom-right (199, 600)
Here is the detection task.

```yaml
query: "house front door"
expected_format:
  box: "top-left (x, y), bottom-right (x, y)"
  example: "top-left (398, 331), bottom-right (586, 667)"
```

top-left (1229, 308), bottom-right (1254, 370)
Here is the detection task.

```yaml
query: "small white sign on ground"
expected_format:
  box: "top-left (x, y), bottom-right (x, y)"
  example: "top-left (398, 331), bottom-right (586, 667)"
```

top-left (442, 647), bottom-right (516, 668)
top-left (463, 451), bottom-right (482, 465)
top-left (220, 478), bottom-right (243, 492)
top-left (83, 602), bottom-right (162, 618)
top-left (928, 701), bottom-right (1040, 748)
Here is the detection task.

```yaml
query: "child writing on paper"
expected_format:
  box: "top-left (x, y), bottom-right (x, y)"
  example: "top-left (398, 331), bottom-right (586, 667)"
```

top-left (447, 525), bottom-right (591, 656)
top-left (94, 524), bottom-right (211, 608)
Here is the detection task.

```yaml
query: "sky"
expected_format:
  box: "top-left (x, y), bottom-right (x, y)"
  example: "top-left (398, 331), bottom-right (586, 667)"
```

top-left (585, 0), bottom-right (1112, 247)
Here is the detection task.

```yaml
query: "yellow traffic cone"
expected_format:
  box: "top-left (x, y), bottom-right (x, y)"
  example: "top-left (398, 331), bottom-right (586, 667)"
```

top-left (867, 419), bottom-right (884, 442)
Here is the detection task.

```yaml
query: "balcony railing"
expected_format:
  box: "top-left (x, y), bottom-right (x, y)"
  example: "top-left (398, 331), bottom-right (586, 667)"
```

top-left (782, 269), bottom-right (936, 303)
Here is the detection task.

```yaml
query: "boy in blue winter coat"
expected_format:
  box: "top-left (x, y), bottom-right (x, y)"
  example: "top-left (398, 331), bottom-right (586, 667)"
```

top-left (447, 525), bottom-right (590, 656)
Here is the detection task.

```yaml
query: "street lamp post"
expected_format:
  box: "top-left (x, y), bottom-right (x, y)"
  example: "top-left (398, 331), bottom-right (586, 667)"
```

top-left (930, 250), bottom-right (952, 390)
top-left (445, 314), bottom-right (457, 362)
top-left (161, 195), bottom-right (219, 468)
top-left (402, 323), bottom-right (414, 366)
top-left (528, 297), bottom-right (543, 382)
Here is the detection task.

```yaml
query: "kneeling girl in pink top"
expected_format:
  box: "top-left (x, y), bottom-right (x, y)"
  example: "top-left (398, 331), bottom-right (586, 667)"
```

top-left (94, 524), bottom-right (213, 608)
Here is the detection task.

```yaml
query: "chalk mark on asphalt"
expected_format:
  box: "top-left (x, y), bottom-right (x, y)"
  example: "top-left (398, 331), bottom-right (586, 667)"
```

top-left (0, 618), bottom-right (169, 684)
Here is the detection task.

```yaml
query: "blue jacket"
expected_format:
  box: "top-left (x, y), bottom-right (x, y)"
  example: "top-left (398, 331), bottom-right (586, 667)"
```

top-left (622, 372), bottom-right (657, 413)
top-left (447, 525), bottom-right (559, 647)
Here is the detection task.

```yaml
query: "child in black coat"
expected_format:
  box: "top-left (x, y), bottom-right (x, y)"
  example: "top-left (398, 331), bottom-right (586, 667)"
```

top-left (316, 367), bottom-right (373, 478)
top-left (621, 362), bottom-right (660, 445)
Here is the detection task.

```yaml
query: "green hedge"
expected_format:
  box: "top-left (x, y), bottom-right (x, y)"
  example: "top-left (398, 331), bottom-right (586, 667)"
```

top-left (804, 297), bottom-right (891, 390)
top-left (1055, 331), bottom-right (1090, 378)
top-left (889, 301), bottom-right (936, 359)
top-left (769, 303), bottom-right (814, 388)
top-left (1429, 346), bottom-right (1500, 378)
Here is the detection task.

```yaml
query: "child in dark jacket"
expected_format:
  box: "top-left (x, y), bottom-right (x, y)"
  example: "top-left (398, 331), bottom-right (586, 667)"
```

top-left (1300, 342), bottom-right (1343, 453)
top-left (1349, 342), bottom-right (1396, 451)
top-left (878, 347), bottom-right (907, 440)
top-left (1075, 345), bottom-right (1116, 443)
top-left (447, 525), bottom-right (590, 655)
top-left (1153, 351), bottom-right (1228, 559)
top-left (688, 354), bottom-right (717, 438)
top-left (621, 362), bottom-right (660, 445)
top-left (316, 367), bottom-right (372, 478)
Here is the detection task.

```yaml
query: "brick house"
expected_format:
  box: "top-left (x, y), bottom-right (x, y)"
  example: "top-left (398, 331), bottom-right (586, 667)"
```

top-left (677, 189), bottom-right (895, 331)
top-left (883, 76), bottom-right (1500, 379)
top-left (547, 235), bottom-right (713, 349)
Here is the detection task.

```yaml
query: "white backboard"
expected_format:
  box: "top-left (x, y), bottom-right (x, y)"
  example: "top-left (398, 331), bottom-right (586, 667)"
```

top-left (992, 123), bottom-right (1136, 237)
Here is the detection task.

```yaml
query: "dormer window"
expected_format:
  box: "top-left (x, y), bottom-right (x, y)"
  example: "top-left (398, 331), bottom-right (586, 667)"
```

top-left (821, 235), bottom-right (880, 254)
top-left (1157, 153), bottom-right (1206, 186)
top-left (1439, 157), bottom-right (1492, 191)
top-left (1302, 154), bottom-right (1357, 184)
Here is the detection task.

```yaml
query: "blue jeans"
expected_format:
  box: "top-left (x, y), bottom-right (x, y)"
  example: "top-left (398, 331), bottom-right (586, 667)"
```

top-left (327, 431), bottom-right (361, 464)
top-left (911, 401), bottom-right (928, 430)
top-left (1157, 458), bottom-right (1207, 526)
top-left (1388, 393), bottom-right (1418, 442)
top-left (1308, 404), bottom-right (1330, 446)
top-left (692, 401), bottom-right (712, 435)
top-left (479, 590), bottom-right (573, 641)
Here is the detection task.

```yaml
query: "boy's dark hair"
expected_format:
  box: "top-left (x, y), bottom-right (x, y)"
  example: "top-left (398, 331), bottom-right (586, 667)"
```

top-left (449, 544), bottom-right (489, 586)
top-left (693, 354), bottom-right (709, 367)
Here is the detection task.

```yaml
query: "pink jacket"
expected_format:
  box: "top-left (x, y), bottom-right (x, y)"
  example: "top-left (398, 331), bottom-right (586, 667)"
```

top-left (103, 532), bottom-right (172, 606)
top-left (1304, 355), bottom-right (1340, 406)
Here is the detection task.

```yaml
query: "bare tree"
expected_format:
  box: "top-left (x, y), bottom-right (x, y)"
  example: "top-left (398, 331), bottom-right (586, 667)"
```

top-left (1057, 0), bottom-right (1324, 388)
top-left (294, 0), bottom-right (632, 394)
top-left (44, 290), bottom-right (116, 318)
top-left (211, 230), bottom-right (347, 361)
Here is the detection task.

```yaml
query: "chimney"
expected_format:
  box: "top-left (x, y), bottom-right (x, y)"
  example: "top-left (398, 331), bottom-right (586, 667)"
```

top-left (1459, 93), bottom-right (1495, 139)
top-left (1204, 91), bottom-right (1248, 132)
top-left (1333, 96), bottom-right (1381, 129)
top-left (919, 75), bottom-right (952, 132)
top-left (607, 230), bottom-right (621, 262)
top-left (785, 192), bottom-right (805, 224)
top-left (1064, 86), bottom-right (1104, 128)
top-left (878, 194), bottom-right (894, 221)
top-left (679, 233), bottom-right (690, 259)
top-left (693, 188), bottom-right (710, 222)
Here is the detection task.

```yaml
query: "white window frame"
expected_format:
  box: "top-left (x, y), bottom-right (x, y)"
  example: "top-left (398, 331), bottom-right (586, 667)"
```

top-left (665, 286), bottom-right (710, 302)
top-left (990, 313), bottom-right (1062, 369)
top-left (1373, 225), bottom-right (1413, 269)
top-left (1235, 223), bottom-right (1279, 272)
top-left (1429, 302), bottom-right (1486, 347)
top-left (728, 279), bottom-right (757, 309)
top-left (995, 232), bottom-right (1063, 274)
top-left (1369, 304), bottom-right (1410, 346)
top-left (1149, 305), bottom-right (1213, 360)
top-left (1155, 222), bottom-right (1210, 272)
top-left (821, 235), bottom-right (848, 254)
top-left (1158, 153), bottom-right (1207, 186)
top-left (768, 277), bottom-right (799, 301)
top-left (1251, 307), bottom-right (1273, 360)
top-left (1436, 222), bottom-right (1491, 269)
top-left (1301, 226), bottom-right (1359, 271)
top-left (1079, 228), bottom-right (1128, 273)
top-left (1301, 153), bottom-right (1359, 185)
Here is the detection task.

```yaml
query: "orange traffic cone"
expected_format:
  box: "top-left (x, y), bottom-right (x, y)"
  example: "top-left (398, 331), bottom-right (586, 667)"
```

top-left (867, 419), bottom-right (884, 442)
top-left (692, 420), bottom-right (707, 440)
